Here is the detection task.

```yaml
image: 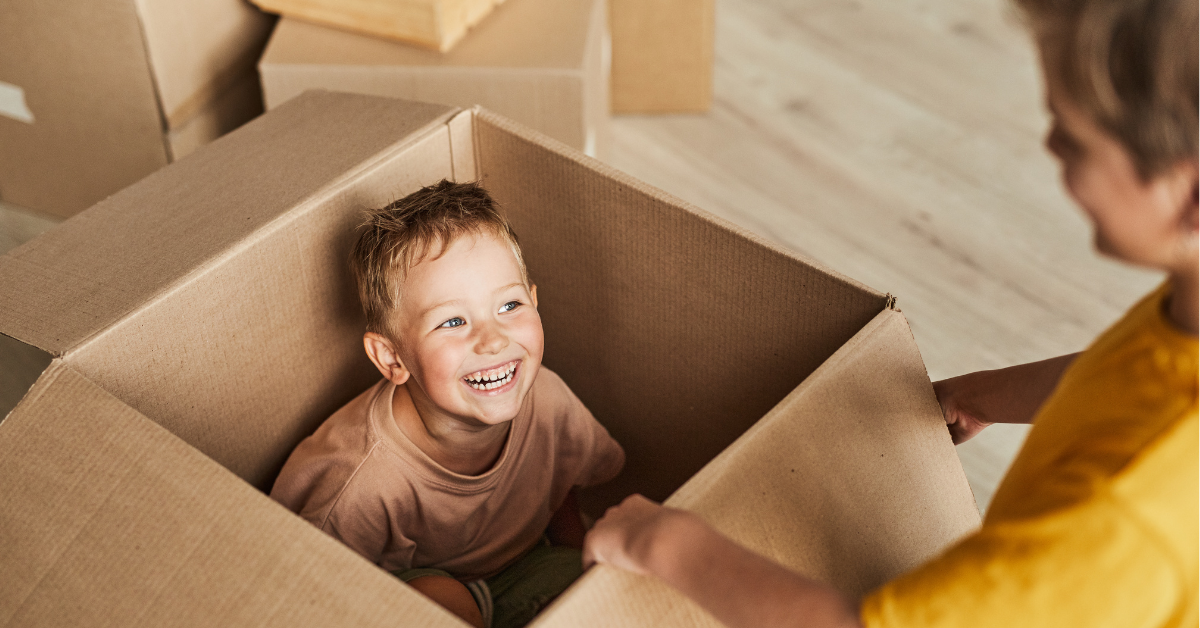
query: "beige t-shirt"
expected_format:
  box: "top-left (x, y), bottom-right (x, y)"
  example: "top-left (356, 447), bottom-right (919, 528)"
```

top-left (270, 367), bottom-right (625, 580)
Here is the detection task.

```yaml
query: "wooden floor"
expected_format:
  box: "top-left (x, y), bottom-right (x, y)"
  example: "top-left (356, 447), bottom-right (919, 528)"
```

top-left (0, 0), bottom-right (1161, 512)
top-left (603, 0), bottom-right (1160, 510)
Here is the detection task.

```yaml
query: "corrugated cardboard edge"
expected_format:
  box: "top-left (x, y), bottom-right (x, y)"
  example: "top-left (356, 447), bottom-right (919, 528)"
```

top-left (0, 360), bottom-right (467, 627)
top-left (47, 104), bottom-right (459, 364)
top-left (666, 309), bottom-right (975, 515)
top-left (448, 109), bottom-right (479, 182)
top-left (469, 107), bottom-right (886, 302)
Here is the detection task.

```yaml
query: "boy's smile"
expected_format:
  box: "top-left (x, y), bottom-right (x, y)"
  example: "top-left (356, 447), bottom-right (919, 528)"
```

top-left (463, 359), bottom-right (520, 392)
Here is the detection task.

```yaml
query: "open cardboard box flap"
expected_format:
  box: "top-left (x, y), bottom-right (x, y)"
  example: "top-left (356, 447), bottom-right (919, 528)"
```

top-left (0, 91), bottom-right (978, 626)
top-left (536, 310), bottom-right (978, 626)
top-left (0, 361), bottom-right (463, 628)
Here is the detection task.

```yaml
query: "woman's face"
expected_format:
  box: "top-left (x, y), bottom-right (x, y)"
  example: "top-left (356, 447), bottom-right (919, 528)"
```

top-left (1040, 54), bottom-right (1198, 273)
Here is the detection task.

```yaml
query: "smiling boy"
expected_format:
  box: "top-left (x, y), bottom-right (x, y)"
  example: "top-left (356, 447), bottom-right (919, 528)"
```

top-left (271, 180), bottom-right (624, 628)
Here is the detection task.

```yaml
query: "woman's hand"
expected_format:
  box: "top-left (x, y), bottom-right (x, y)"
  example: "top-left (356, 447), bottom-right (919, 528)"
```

top-left (582, 494), bottom-right (681, 575)
top-left (932, 353), bottom-right (1079, 444)
top-left (934, 375), bottom-right (995, 444)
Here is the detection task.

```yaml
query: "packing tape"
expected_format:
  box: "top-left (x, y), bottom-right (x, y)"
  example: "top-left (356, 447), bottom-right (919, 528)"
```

top-left (0, 81), bottom-right (35, 124)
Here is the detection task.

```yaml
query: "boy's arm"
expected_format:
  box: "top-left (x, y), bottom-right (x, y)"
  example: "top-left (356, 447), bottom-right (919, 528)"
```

top-left (583, 495), bottom-right (861, 628)
top-left (935, 353), bottom-right (1078, 443)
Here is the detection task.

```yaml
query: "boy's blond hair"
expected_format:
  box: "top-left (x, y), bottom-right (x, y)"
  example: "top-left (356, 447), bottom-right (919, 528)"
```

top-left (350, 180), bottom-right (528, 336)
top-left (1017, 0), bottom-right (1197, 177)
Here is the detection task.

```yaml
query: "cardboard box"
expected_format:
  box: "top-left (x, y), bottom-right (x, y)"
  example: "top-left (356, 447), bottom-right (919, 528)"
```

top-left (0, 0), bottom-right (275, 219)
top-left (610, 0), bottom-right (714, 113)
top-left (259, 0), bottom-right (609, 159)
top-left (249, 0), bottom-right (504, 52)
top-left (0, 91), bottom-right (978, 626)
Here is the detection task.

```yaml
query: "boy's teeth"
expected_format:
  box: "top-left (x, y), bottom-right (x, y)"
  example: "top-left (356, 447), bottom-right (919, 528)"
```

top-left (465, 362), bottom-right (517, 389)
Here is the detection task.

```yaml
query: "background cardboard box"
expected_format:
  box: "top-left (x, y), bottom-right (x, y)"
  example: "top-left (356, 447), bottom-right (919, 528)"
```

top-left (250, 0), bottom-right (505, 52)
top-left (0, 91), bottom-right (977, 625)
top-left (0, 0), bottom-right (275, 218)
top-left (260, 0), bottom-right (609, 158)
top-left (610, 0), bottom-right (714, 113)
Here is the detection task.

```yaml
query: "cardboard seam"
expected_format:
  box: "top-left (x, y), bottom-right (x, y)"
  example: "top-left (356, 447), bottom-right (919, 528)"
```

top-left (64, 110), bottom-right (462, 360)
top-left (0, 358), bottom-right (65, 426)
top-left (163, 54), bottom-right (263, 131)
top-left (0, 329), bottom-right (60, 359)
top-left (128, 0), bottom-right (176, 162)
top-left (472, 109), bottom-right (886, 303)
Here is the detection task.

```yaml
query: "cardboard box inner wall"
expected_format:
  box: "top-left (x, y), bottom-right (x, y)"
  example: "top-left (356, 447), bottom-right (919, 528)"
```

top-left (0, 92), bottom-right (978, 626)
top-left (259, 0), bottom-right (608, 158)
top-left (0, 0), bottom-right (274, 218)
top-left (610, 0), bottom-right (714, 113)
top-left (250, 0), bottom-right (504, 52)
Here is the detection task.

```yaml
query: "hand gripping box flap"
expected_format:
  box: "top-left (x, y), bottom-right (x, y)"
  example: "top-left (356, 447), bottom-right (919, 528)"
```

top-left (534, 310), bottom-right (980, 627)
top-left (0, 361), bottom-right (465, 628)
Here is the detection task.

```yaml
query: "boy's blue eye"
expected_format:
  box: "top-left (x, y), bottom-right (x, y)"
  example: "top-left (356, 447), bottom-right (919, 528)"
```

top-left (500, 301), bottom-right (520, 313)
top-left (439, 317), bottom-right (465, 329)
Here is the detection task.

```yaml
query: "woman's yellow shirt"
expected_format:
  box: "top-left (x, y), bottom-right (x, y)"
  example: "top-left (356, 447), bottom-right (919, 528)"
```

top-left (861, 284), bottom-right (1198, 627)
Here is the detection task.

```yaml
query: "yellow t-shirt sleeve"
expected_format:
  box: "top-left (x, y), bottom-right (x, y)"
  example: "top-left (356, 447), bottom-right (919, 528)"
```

top-left (859, 494), bottom-right (1186, 628)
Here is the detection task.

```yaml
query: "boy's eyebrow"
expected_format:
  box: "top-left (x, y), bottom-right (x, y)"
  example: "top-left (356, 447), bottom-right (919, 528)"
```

top-left (495, 282), bottom-right (525, 293)
top-left (419, 299), bottom-right (461, 317)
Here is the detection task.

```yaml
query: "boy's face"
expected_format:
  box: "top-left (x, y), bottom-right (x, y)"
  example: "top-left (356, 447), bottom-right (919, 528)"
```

top-left (390, 232), bottom-right (543, 428)
top-left (1040, 54), bottom-right (1199, 272)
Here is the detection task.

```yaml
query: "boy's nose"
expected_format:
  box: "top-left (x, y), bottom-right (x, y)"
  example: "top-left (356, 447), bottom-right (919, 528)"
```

top-left (473, 321), bottom-right (509, 354)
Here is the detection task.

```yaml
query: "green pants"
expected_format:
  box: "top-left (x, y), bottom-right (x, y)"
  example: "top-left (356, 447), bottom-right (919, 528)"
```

top-left (394, 542), bottom-right (583, 628)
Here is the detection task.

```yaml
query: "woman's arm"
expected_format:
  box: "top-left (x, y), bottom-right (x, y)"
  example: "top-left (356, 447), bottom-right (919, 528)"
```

top-left (936, 353), bottom-right (1078, 443)
top-left (583, 495), bottom-right (861, 628)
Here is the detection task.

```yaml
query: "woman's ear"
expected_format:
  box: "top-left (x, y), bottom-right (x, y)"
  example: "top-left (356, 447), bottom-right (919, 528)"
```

top-left (363, 332), bottom-right (411, 386)
top-left (1172, 159), bottom-right (1199, 255)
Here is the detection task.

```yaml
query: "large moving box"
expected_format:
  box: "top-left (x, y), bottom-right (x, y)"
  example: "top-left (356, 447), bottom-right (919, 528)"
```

top-left (610, 0), bottom-right (714, 113)
top-left (0, 92), bottom-right (978, 626)
top-left (260, 0), bottom-right (609, 158)
top-left (0, 0), bottom-right (275, 218)
top-left (250, 0), bottom-right (504, 52)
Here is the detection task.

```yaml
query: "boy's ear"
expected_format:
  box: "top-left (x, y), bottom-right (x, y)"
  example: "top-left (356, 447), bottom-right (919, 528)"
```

top-left (530, 284), bottom-right (538, 310)
top-left (364, 332), bottom-right (410, 386)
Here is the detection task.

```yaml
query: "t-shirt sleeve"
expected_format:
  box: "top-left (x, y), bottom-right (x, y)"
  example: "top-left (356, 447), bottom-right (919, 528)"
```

top-left (272, 438), bottom-right (417, 571)
top-left (859, 496), bottom-right (1185, 628)
top-left (543, 371), bottom-right (625, 488)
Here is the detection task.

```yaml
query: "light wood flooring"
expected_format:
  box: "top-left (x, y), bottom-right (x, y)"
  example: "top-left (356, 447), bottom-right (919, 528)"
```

top-left (603, 0), bottom-right (1161, 510)
top-left (0, 0), bottom-right (1162, 512)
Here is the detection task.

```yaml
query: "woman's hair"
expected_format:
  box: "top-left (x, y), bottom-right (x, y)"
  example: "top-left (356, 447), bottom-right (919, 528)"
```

top-left (349, 179), bottom-right (527, 336)
top-left (1016, 0), bottom-right (1197, 177)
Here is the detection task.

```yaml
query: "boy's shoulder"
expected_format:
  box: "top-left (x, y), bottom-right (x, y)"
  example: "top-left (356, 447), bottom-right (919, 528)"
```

top-left (270, 379), bottom-right (392, 508)
top-left (306, 379), bottom-right (390, 449)
top-left (527, 366), bottom-right (584, 415)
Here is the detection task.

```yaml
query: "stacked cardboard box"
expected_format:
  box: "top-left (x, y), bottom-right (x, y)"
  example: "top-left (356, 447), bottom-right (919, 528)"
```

top-left (0, 92), bottom-right (978, 626)
top-left (249, 0), bottom-right (506, 52)
top-left (610, 0), bottom-right (715, 113)
top-left (0, 0), bottom-right (275, 218)
top-left (259, 0), bottom-right (609, 158)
